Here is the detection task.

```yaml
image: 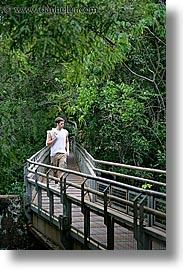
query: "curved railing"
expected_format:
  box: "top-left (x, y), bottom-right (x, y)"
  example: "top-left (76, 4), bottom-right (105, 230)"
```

top-left (24, 143), bottom-right (166, 250)
top-left (74, 143), bottom-right (166, 228)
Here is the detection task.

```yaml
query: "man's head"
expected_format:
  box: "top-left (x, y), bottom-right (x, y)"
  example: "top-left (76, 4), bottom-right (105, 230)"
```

top-left (55, 117), bottom-right (64, 128)
top-left (55, 117), bottom-right (64, 123)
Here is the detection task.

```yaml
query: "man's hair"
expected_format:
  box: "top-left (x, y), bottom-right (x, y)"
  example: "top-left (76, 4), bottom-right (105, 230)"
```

top-left (55, 117), bottom-right (64, 123)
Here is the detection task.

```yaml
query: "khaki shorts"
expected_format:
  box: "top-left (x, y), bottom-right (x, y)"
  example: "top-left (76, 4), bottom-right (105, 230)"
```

top-left (51, 153), bottom-right (67, 169)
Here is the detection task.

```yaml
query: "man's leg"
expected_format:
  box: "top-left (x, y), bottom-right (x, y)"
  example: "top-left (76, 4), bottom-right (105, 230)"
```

top-left (52, 155), bottom-right (59, 183)
top-left (58, 154), bottom-right (67, 180)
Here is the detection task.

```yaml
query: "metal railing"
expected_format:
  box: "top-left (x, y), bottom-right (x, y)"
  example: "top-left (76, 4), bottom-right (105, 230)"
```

top-left (74, 143), bottom-right (166, 229)
top-left (24, 144), bottom-right (166, 250)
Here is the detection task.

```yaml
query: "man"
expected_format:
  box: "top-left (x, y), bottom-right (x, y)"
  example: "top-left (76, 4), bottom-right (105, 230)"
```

top-left (46, 117), bottom-right (69, 182)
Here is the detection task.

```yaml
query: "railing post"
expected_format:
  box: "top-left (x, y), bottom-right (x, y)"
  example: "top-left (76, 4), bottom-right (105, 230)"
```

top-left (46, 169), bottom-right (52, 219)
top-left (61, 176), bottom-right (71, 228)
top-left (104, 186), bottom-right (114, 249)
top-left (148, 195), bottom-right (154, 226)
top-left (49, 191), bottom-right (54, 221)
top-left (60, 176), bottom-right (63, 203)
top-left (80, 178), bottom-right (91, 248)
top-left (59, 212), bottom-right (72, 249)
top-left (138, 195), bottom-right (147, 249)
top-left (81, 179), bottom-right (87, 214)
top-left (84, 206), bottom-right (90, 248)
top-left (46, 169), bottom-right (51, 192)
top-left (104, 186), bottom-right (109, 225)
top-left (107, 216), bottom-right (114, 250)
top-left (35, 167), bottom-right (42, 214)
top-left (133, 194), bottom-right (151, 249)
top-left (59, 176), bottom-right (73, 249)
top-left (133, 193), bottom-right (142, 244)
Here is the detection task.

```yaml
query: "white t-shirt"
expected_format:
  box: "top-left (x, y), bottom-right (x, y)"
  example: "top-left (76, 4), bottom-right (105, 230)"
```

top-left (47, 128), bottom-right (68, 156)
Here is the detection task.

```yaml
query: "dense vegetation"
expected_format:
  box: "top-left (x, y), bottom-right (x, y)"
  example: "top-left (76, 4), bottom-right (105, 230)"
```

top-left (0, 0), bottom-right (166, 194)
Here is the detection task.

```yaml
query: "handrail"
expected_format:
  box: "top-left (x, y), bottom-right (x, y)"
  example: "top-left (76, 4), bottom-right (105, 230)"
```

top-left (95, 159), bottom-right (166, 174)
top-left (27, 158), bottom-right (166, 199)
top-left (66, 121), bottom-right (165, 174)
top-left (93, 167), bottom-right (166, 187)
top-left (76, 143), bottom-right (166, 174)
top-left (26, 174), bottom-right (166, 220)
top-left (75, 143), bottom-right (166, 188)
top-left (71, 143), bottom-right (166, 233)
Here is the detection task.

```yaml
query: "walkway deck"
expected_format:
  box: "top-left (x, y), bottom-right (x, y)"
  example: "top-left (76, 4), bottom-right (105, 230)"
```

top-left (32, 152), bottom-right (137, 249)
top-left (27, 146), bottom-right (166, 250)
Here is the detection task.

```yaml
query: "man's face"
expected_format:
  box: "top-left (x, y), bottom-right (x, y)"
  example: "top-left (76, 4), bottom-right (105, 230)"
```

top-left (58, 121), bottom-right (64, 129)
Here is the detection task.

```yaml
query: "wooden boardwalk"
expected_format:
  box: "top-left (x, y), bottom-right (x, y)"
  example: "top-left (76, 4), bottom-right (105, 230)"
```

top-left (26, 144), bottom-right (166, 250)
top-left (32, 152), bottom-right (137, 250)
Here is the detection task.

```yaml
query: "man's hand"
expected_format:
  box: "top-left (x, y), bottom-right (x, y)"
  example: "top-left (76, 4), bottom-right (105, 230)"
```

top-left (54, 132), bottom-right (58, 139)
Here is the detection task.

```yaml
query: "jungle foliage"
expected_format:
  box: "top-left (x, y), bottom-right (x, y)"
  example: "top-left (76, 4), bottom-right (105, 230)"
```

top-left (0, 0), bottom-right (166, 194)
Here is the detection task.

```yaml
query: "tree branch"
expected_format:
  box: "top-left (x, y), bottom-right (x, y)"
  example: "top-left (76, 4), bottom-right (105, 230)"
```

top-left (145, 27), bottom-right (166, 46)
top-left (123, 62), bottom-right (154, 82)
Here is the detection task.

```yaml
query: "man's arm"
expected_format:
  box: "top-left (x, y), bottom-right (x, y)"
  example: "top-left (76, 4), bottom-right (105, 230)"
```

top-left (46, 132), bottom-right (57, 146)
top-left (66, 135), bottom-right (69, 156)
